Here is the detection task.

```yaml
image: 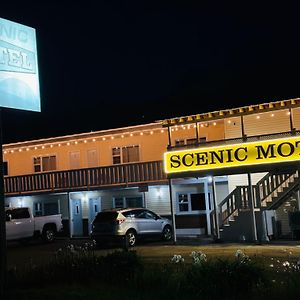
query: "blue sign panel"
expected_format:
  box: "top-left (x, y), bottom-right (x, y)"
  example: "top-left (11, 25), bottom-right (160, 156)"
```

top-left (0, 17), bottom-right (40, 112)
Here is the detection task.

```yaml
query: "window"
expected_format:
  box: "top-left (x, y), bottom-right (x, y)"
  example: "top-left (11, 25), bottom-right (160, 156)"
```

top-left (34, 155), bottom-right (56, 172)
top-left (87, 149), bottom-right (98, 167)
top-left (113, 196), bottom-right (143, 208)
top-left (112, 145), bottom-right (139, 164)
top-left (3, 161), bottom-right (8, 176)
top-left (177, 193), bottom-right (207, 213)
top-left (34, 202), bottom-right (43, 216)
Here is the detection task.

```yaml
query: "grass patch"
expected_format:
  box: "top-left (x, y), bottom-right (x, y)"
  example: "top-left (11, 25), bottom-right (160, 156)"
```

top-left (5, 243), bottom-right (300, 300)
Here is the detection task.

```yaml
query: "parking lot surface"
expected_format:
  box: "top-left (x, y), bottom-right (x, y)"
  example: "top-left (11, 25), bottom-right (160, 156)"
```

top-left (6, 236), bottom-right (300, 268)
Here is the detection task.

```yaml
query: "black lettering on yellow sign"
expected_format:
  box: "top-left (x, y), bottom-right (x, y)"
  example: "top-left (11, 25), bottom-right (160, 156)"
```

top-left (165, 137), bottom-right (300, 174)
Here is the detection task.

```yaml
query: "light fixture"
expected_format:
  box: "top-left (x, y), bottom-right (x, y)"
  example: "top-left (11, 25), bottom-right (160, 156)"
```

top-left (150, 131), bottom-right (153, 135)
top-left (130, 133), bottom-right (133, 136)
top-left (102, 137), bottom-right (106, 141)
top-left (67, 142), bottom-right (70, 146)
top-left (84, 140), bottom-right (87, 143)
top-left (92, 138), bottom-right (96, 142)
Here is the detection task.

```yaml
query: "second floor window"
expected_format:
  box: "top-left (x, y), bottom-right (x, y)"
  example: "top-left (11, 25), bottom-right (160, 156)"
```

top-left (112, 145), bottom-right (139, 164)
top-left (33, 155), bottom-right (57, 172)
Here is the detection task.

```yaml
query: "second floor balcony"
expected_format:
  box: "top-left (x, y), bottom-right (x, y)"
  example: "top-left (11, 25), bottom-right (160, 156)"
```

top-left (4, 160), bottom-right (167, 196)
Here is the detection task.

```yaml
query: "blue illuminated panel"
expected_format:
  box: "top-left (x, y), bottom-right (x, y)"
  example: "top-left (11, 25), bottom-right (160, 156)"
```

top-left (0, 17), bottom-right (40, 112)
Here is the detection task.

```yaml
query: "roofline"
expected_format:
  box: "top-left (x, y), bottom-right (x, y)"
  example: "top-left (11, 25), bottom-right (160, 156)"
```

top-left (3, 121), bottom-right (162, 148)
top-left (160, 97), bottom-right (300, 127)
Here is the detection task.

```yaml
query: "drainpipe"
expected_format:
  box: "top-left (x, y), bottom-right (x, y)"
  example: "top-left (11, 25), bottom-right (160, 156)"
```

top-left (68, 192), bottom-right (72, 238)
top-left (248, 173), bottom-right (258, 242)
top-left (168, 178), bottom-right (177, 244)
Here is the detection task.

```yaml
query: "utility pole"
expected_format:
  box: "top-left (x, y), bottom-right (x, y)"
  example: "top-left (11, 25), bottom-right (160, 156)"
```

top-left (0, 110), bottom-right (7, 297)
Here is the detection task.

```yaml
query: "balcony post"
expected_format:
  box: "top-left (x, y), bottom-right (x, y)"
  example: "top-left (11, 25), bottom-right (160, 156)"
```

top-left (248, 173), bottom-right (258, 242)
top-left (289, 108), bottom-right (295, 133)
top-left (167, 126), bottom-right (172, 149)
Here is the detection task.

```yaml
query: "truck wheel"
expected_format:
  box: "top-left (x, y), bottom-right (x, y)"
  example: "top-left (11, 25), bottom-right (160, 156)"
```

top-left (42, 228), bottom-right (55, 243)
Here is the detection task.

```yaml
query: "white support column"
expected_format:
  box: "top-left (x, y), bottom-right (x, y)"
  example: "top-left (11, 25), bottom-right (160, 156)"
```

top-left (168, 178), bottom-right (177, 244)
top-left (211, 177), bottom-right (220, 240)
top-left (248, 173), bottom-right (258, 242)
top-left (205, 179), bottom-right (211, 235)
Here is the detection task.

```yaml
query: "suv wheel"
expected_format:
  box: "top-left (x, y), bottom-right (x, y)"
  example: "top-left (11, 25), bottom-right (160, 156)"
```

top-left (162, 226), bottom-right (172, 241)
top-left (126, 230), bottom-right (137, 247)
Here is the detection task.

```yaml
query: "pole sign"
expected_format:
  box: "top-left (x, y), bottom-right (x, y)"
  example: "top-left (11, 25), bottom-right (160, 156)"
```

top-left (164, 136), bottom-right (300, 174)
top-left (0, 17), bottom-right (40, 112)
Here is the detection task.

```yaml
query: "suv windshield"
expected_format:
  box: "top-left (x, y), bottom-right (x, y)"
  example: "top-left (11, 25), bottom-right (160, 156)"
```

top-left (94, 211), bottom-right (118, 223)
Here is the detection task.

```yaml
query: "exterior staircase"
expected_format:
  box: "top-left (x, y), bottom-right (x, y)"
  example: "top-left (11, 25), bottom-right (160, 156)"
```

top-left (218, 170), bottom-right (299, 241)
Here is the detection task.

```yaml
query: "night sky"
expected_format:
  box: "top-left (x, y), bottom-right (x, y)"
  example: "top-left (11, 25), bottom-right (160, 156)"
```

top-left (1, 1), bottom-right (300, 144)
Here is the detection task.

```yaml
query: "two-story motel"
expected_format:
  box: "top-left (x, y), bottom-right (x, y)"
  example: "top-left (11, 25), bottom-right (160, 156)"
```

top-left (3, 98), bottom-right (300, 241)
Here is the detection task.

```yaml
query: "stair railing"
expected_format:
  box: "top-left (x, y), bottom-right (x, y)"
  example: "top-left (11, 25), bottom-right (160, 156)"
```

top-left (255, 171), bottom-right (297, 205)
top-left (218, 185), bottom-right (256, 226)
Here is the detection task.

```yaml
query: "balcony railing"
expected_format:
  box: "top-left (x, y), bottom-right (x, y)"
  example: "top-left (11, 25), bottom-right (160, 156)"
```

top-left (168, 130), bottom-right (300, 150)
top-left (4, 160), bottom-right (167, 196)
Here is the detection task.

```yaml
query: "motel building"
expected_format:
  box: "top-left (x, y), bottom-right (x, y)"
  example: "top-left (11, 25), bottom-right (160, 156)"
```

top-left (3, 98), bottom-right (300, 242)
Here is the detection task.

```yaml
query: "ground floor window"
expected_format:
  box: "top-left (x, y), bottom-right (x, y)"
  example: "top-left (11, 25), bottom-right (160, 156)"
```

top-left (33, 201), bottom-right (59, 216)
top-left (177, 193), bottom-right (207, 214)
top-left (113, 196), bottom-right (143, 208)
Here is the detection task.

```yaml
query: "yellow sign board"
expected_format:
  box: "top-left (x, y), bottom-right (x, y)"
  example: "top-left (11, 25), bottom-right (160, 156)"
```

top-left (164, 136), bottom-right (300, 174)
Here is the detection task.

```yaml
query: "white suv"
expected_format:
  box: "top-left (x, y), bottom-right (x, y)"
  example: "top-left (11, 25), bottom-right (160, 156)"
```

top-left (90, 208), bottom-right (173, 247)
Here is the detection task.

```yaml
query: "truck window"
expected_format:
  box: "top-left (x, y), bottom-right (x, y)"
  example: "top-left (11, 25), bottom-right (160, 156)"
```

top-left (11, 208), bottom-right (30, 219)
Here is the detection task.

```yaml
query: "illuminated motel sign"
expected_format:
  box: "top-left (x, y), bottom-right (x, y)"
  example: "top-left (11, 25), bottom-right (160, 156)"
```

top-left (0, 17), bottom-right (40, 112)
top-left (164, 136), bottom-right (300, 175)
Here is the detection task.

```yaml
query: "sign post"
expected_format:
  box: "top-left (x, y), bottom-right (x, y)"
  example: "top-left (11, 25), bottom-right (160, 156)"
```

top-left (0, 17), bottom-right (41, 296)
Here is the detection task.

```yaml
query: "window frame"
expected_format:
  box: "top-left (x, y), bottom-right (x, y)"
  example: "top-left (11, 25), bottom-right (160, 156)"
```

top-left (33, 154), bottom-right (57, 173)
top-left (113, 196), bottom-right (144, 209)
top-left (112, 145), bottom-right (140, 165)
top-left (176, 192), bottom-right (208, 215)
